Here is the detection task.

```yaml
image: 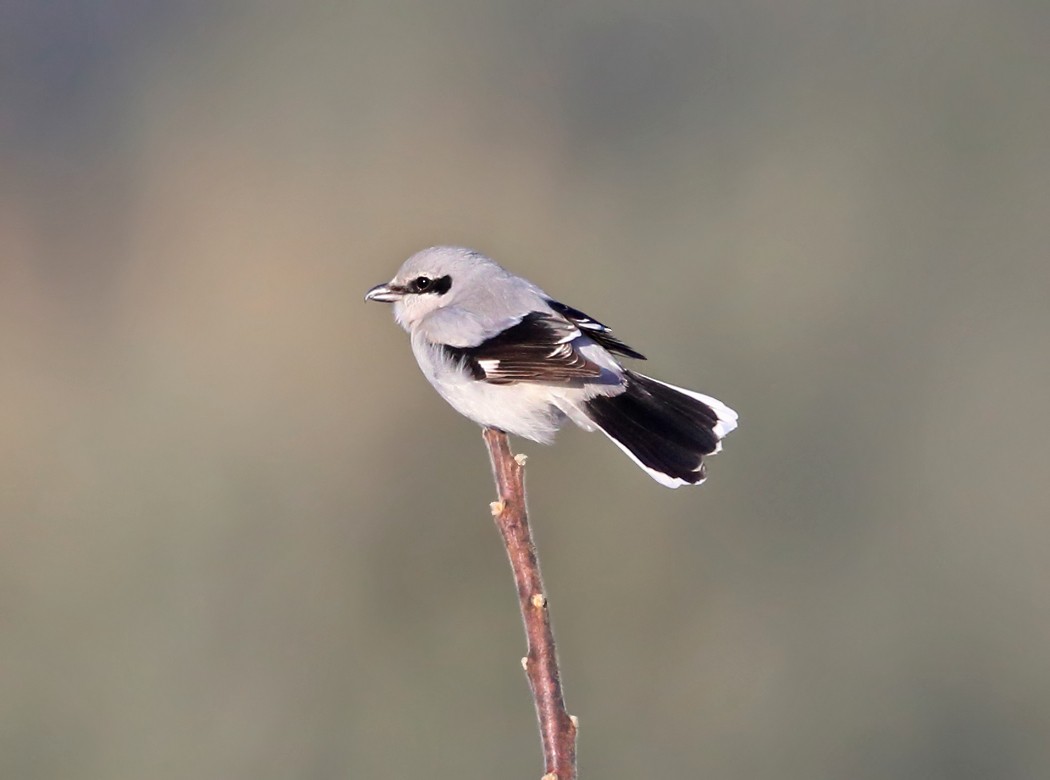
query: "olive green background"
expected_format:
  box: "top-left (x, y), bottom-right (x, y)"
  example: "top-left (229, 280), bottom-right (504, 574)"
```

top-left (3, 3), bottom-right (1048, 778)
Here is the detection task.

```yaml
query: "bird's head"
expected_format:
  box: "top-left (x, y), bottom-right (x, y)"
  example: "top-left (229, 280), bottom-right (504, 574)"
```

top-left (365, 246), bottom-right (512, 330)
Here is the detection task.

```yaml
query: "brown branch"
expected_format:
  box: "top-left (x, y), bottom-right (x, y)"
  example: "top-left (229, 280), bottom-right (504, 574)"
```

top-left (483, 427), bottom-right (578, 780)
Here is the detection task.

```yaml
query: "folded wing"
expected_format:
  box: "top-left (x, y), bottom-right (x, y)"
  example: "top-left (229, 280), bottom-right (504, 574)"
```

top-left (546, 300), bottom-right (646, 360)
top-left (442, 312), bottom-right (602, 384)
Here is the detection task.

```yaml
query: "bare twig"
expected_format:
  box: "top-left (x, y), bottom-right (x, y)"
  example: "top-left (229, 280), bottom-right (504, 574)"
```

top-left (483, 427), bottom-right (578, 780)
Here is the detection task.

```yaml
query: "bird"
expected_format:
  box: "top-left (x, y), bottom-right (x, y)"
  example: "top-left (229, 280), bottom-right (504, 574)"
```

top-left (364, 246), bottom-right (737, 487)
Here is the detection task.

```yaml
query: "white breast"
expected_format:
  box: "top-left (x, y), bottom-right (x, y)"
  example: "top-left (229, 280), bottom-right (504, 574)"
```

top-left (409, 333), bottom-right (570, 443)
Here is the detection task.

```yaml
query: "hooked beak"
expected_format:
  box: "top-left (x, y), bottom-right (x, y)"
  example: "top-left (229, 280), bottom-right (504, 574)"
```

top-left (364, 282), bottom-right (405, 303)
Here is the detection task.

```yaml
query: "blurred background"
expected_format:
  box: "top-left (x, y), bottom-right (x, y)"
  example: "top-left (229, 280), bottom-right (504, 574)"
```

top-left (2, 2), bottom-right (1048, 778)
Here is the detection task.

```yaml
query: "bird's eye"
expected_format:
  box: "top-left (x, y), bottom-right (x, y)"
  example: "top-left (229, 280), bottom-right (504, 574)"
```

top-left (414, 276), bottom-right (432, 291)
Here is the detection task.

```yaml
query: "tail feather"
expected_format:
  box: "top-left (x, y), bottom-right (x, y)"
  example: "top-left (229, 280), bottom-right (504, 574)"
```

top-left (584, 371), bottom-right (737, 488)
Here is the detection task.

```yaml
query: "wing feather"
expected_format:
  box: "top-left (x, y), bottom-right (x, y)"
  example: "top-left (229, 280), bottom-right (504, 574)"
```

top-left (443, 312), bottom-right (602, 384)
top-left (546, 300), bottom-right (646, 360)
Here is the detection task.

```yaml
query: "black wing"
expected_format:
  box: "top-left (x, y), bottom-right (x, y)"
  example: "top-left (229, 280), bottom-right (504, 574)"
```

top-left (546, 300), bottom-right (646, 360)
top-left (443, 312), bottom-right (602, 385)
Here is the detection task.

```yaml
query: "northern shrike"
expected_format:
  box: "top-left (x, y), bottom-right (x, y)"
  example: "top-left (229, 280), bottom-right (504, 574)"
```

top-left (365, 246), bottom-right (738, 487)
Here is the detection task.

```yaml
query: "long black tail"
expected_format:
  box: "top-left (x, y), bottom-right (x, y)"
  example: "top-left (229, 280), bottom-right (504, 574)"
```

top-left (584, 371), bottom-right (738, 488)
